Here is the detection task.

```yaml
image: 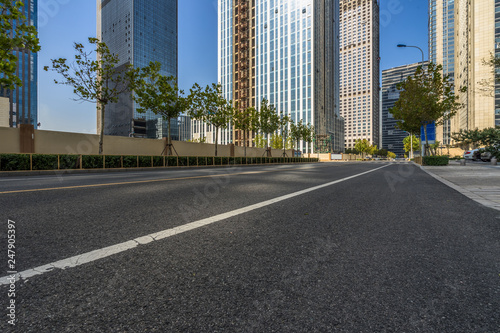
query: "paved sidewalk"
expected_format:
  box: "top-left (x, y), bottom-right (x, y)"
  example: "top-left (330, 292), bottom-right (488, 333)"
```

top-left (421, 160), bottom-right (500, 211)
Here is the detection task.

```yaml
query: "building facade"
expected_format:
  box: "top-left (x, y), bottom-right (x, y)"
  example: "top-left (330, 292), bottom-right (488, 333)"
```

top-left (451, 0), bottom-right (499, 139)
top-left (429, 0), bottom-right (455, 145)
top-left (381, 62), bottom-right (429, 157)
top-left (217, 0), bottom-right (344, 153)
top-left (339, 0), bottom-right (380, 150)
top-left (96, 0), bottom-right (178, 138)
top-left (0, 0), bottom-right (38, 129)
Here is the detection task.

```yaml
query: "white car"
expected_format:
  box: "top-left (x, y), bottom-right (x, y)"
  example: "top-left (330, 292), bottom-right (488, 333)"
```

top-left (463, 149), bottom-right (481, 161)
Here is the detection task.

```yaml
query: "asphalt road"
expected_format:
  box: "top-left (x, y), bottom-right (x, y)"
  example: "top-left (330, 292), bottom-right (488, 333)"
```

top-left (0, 162), bottom-right (499, 332)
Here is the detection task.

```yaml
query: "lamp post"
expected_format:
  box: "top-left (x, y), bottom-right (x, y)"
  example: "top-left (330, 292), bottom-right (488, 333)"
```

top-left (397, 44), bottom-right (425, 64)
top-left (397, 44), bottom-right (425, 159)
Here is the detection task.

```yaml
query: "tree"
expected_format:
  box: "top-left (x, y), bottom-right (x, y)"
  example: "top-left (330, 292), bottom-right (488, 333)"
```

top-left (256, 98), bottom-right (280, 156)
top-left (289, 120), bottom-right (303, 150)
top-left (133, 61), bottom-right (189, 155)
top-left (451, 127), bottom-right (500, 149)
top-left (189, 83), bottom-right (233, 156)
top-left (301, 123), bottom-right (315, 148)
top-left (376, 149), bottom-right (388, 157)
top-left (254, 133), bottom-right (266, 148)
top-left (233, 106), bottom-right (258, 157)
top-left (1, 0), bottom-right (40, 89)
top-left (387, 151), bottom-right (396, 159)
top-left (403, 135), bottom-right (420, 154)
top-left (354, 139), bottom-right (371, 156)
top-left (390, 63), bottom-right (466, 156)
top-left (44, 38), bottom-right (139, 154)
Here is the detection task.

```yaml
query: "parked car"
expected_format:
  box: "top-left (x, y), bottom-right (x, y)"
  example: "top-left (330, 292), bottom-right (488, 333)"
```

top-left (481, 150), bottom-right (497, 162)
top-left (463, 149), bottom-right (481, 161)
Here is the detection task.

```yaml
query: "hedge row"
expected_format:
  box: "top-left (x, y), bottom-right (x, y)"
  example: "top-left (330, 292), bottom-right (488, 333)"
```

top-left (423, 155), bottom-right (450, 166)
top-left (0, 154), bottom-right (319, 172)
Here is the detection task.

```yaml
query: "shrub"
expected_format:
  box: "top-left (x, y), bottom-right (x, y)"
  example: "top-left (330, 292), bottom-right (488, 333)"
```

top-left (82, 155), bottom-right (103, 169)
top-left (423, 155), bottom-right (449, 166)
top-left (199, 156), bottom-right (208, 166)
top-left (178, 156), bottom-right (187, 166)
top-left (32, 154), bottom-right (58, 170)
top-left (215, 156), bottom-right (222, 165)
top-left (188, 156), bottom-right (197, 166)
top-left (139, 156), bottom-right (152, 168)
top-left (123, 156), bottom-right (137, 168)
top-left (105, 155), bottom-right (121, 169)
top-left (0, 154), bottom-right (30, 171)
top-left (60, 155), bottom-right (79, 169)
top-left (222, 157), bottom-right (229, 165)
top-left (153, 156), bottom-right (163, 167)
top-left (167, 156), bottom-right (177, 167)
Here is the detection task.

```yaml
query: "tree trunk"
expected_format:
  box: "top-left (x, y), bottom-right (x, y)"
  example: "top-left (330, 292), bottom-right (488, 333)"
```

top-left (424, 123), bottom-right (429, 156)
top-left (215, 126), bottom-right (218, 157)
top-left (167, 117), bottom-right (172, 156)
top-left (99, 103), bottom-right (105, 155)
top-left (244, 129), bottom-right (247, 158)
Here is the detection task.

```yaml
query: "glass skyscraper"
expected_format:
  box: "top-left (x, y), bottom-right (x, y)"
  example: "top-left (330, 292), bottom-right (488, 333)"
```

top-left (97, 0), bottom-right (178, 138)
top-left (429, 0), bottom-right (454, 145)
top-left (218, 0), bottom-right (344, 153)
top-left (0, 0), bottom-right (38, 129)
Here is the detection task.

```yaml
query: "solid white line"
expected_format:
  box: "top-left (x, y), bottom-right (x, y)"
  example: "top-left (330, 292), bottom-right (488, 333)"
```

top-left (0, 164), bottom-right (390, 285)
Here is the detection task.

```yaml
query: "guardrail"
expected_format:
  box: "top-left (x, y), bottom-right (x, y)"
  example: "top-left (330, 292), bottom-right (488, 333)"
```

top-left (0, 153), bottom-right (319, 172)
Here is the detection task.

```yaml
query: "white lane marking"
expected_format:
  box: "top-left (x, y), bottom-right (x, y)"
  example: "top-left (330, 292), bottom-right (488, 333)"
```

top-left (0, 164), bottom-right (390, 285)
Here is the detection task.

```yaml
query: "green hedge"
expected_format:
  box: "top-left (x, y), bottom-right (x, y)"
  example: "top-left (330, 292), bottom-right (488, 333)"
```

top-left (139, 156), bottom-right (152, 168)
top-left (105, 155), bottom-right (121, 169)
top-left (82, 155), bottom-right (103, 169)
top-left (123, 156), bottom-right (137, 168)
top-left (0, 153), bottom-right (319, 172)
top-left (60, 155), bottom-right (79, 169)
top-left (167, 156), bottom-right (177, 167)
top-left (423, 156), bottom-right (449, 166)
top-left (32, 154), bottom-right (58, 170)
top-left (0, 154), bottom-right (30, 171)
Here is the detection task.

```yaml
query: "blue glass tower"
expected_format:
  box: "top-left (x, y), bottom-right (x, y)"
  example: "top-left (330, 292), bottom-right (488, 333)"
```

top-left (97, 0), bottom-right (178, 138)
top-left (0, 0), bottom-right (38, 129)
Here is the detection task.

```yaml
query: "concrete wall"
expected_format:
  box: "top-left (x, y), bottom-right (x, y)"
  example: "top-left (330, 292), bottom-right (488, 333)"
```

top-left (1, 128), bottom-right (296, 157)
top-left (0, 97), bottom-right (9, 128)
top-left (0, 127), bottom-right (20, 153)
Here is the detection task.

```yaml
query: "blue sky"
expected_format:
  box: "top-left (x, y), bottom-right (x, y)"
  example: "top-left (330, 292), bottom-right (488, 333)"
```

top-left (37, 0), bottom-right (428, 134)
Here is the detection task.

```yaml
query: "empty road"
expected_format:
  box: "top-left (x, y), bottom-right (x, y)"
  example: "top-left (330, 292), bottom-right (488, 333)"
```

top-left (0, 162), bottom-right (499, 332)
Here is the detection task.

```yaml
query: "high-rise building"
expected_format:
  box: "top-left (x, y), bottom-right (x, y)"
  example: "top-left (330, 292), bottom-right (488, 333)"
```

top-left (381, 62), bottom-right (429, 157)
top-left (219, 0), bottom-right (344, 153)
top-left (0, 0), bottom-right (38, 129)
top-left (451, 0), bottom-right (499, 138)
top-left (96, 0), bottom-right (178, 138)
top-left (339, 0), bottom-right (380, 150)
top-left (429, 0), bottom-right (455, 145)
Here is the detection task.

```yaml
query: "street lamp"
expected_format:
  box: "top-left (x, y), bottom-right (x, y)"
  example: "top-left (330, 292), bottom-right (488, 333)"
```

top-left (397, 43), bottom-right (426, 159)
top-left (397, 44), bottom-right (425, 64)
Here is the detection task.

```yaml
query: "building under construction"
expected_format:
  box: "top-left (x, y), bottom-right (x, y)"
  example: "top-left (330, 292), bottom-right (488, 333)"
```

top-left (219, 0), bottom-right (344, 153)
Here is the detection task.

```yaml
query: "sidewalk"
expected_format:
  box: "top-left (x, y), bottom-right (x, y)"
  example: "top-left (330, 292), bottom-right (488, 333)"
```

top-left (421, 160), bottom-right (500, 211)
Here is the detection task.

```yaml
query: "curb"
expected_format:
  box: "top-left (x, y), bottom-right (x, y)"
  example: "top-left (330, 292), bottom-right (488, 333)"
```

top-left (419, 165), bottom-right (500, 212)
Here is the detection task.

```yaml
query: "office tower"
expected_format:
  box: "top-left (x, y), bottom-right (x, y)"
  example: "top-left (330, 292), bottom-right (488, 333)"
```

top-left (452, 0), bottom-right (498, 138)
top-left (339, 0), bottom-right (380, 150)
top-left (381, 62), bottom-right (429, 157)
top-left (429, 0), bottom-right (455, 145)
top-left (218, 0), bottom-right (344, 153)
top-left (0, 0), bottom-right (38, 129)
top-left (96, 0), bottom-right (178, 138)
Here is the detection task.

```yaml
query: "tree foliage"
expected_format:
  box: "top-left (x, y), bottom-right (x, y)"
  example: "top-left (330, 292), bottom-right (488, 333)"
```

top-left (233, 106), bottom-right (258, 157)
top-left (451, 127), bottom-right (500, 148)
top-left (133, 61), bottom-right (189, 155)
top-left (1, 0), bottom-right (40, 89)
top-left (354, 139), bottom-right (376, 156)
top-left (189, 83), bottom-right (233, 156)
top-left (389, 63), bottom-right (466, 155)
top-left (44, 38), bottom-right (139, 154)
top-left (403, 135), bottom-right (420, 153)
